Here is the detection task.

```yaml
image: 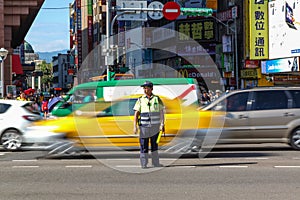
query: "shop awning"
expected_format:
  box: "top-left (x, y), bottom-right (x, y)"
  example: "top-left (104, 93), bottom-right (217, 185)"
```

top-left (12, 54), bottom-right (23, 75)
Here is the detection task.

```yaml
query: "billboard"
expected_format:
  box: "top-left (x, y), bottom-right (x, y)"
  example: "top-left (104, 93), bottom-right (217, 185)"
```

top-left (175, 0), bottom-right (217, 20)
top-left (261, 57), bottom-right (299, 74)
top-left (269, 0), bottom-right (300, 59)
top-left (176, 0), bottom-right (217, 9)
top-left (176, 19), bottom-right (216, 42)
top-left (249, 0), bottom-right (269, 60)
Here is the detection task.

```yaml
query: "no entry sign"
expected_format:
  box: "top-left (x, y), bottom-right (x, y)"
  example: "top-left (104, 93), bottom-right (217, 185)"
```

top-left (162, 2), bottom-right (181, 20)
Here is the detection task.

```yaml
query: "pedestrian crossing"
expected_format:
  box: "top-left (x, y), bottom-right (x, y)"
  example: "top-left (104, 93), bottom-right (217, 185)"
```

top-left (1, 149), bottom-right (300, 171)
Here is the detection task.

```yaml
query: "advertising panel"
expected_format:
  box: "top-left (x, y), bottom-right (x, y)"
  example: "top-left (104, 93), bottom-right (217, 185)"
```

top-left (274, 75), bottom-right (300, 85)
top-left (87, 0), bottom-right (93, 52)
top-left (241, 69), bottom-right (258, 79)
top-left (88, 16), bottom-right (93, 52)
top-left (269, 0), bottom-right (300, 59)
top-left (261, 57), bottom-right (299, 73)
top-left (222, 35), bottom-right (232, 53)
top-left (245, 60), bottom-right (259, 68)
top-left (178, 0), bottom-right (217, 10)
top-left (177, 19), bottom-right (216, 42)
top-left (177, 43), bottom-right (215, 56)
top-left (249, 0), bottom-right (268, 60)
top-left (175, 0), bottom-right (217, 20)
top-left (178, 67), bottom-right (219, 78)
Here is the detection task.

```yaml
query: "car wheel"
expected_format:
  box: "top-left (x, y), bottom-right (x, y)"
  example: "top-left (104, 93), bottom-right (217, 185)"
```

top-left (290, 128), bottom-right (300, 150)
top-left (1, 130), bottom-right (22, 151)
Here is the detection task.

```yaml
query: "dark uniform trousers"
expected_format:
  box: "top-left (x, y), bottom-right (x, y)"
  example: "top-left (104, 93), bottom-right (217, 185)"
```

top-left (139, 129), bottom-right (160, 167)
top-left (140, 126), bottom-right (159, 166)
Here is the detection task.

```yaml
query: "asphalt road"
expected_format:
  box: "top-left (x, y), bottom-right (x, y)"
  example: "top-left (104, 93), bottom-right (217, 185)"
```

top-left (1, 144), bottom-right (300, 200)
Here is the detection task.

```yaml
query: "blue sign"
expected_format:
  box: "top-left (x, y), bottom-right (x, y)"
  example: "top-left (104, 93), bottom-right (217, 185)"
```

top-left (261, 57), bottom-right (299, 73)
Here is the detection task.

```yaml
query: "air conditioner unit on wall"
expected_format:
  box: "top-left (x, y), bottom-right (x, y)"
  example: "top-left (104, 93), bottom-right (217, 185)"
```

top-left (228, 0), bottom-right (235, 7)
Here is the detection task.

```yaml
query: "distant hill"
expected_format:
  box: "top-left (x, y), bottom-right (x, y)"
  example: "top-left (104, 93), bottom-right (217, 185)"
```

top-left (37, 49), bottom-right (69, 63)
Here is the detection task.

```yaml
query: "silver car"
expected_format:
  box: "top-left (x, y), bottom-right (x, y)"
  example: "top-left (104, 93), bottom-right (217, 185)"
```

top-left (178, 87), bottom-right (300, 151)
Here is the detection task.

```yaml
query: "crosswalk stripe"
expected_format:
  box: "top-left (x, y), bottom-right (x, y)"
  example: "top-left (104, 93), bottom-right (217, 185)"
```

top-left (219, 165), bottom-right (248, 168)
top-left (274, 166), bottom-right (300, 168)
top-left (12, 159), bottom-right (37, 162)
top-left (12, 166), bottom-right (39, 168)
top-left (65, 165), bottom-right (92, 168)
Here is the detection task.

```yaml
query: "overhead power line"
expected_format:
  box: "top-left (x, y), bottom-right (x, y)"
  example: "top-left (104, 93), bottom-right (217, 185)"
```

top-left (42, 7), bottom-right (70, 10)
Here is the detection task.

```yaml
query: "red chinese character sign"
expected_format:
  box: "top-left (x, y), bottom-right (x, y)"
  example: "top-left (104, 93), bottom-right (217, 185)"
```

top-left (162, 2), bottom-right (181, 20)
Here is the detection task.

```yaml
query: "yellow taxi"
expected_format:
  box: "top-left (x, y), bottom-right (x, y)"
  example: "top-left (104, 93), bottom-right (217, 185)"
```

top-left (22, 95), bottom-right (221, 153)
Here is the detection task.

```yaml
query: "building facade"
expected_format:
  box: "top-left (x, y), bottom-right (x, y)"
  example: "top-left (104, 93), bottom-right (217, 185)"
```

top-left (69, 0), bottom-right (300, 90)
top-left (52, 53), bottom-right (74, 92)
top-left (0, 0), bottom-right (44, 97)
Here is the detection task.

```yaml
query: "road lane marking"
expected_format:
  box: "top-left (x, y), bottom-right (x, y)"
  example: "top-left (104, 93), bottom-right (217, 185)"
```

top-left (0, 153), bottom-right (5, 156)
top-left (12, 159), bottom-right (37, 162)
top-left (105, 159), bottom-right (131, 161)
top-left (60, 159), bottom-right (86, 161)
top-left (219, 165), bottom-right (248, 168)
top-left (244, 157), bottom-right (269, 160)
top-left (160, 159), bottom-right (177, 161)
top-left (202, 158), bottom-right (222, 160)
top-left (65, 165), bottom-right (92, 168)
top-left (12, 166), bottom-right (40, 168)
top-left (274, 166), bottom-right (300, 168)
top-left (115, 165), bottom-right (141, 168)
top-left (174, 166), bottom-right (196, 169)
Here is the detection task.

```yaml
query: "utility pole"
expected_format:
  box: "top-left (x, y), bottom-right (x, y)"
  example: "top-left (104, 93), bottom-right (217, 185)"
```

top-left (106, 0), bottom-right (111, 81)
top-left (234, 17), bottom-right (238, 89)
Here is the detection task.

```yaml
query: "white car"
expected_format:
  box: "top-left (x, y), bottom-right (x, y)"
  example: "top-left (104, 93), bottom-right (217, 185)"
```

top-left (0, 100), bottom-right (41, 150)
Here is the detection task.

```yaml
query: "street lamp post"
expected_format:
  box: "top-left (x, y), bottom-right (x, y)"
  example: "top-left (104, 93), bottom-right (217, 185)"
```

top-left (0, 48), bottom-right (8, 98)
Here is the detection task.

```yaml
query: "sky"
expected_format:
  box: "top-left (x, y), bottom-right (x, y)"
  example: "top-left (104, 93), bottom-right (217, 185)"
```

top-left (25, 0), bottom-right (74, 52)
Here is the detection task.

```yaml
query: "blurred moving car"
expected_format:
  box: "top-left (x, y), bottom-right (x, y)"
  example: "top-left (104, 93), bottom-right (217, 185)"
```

top-left (24, 87), bottom-right (300, 154)
top-left (179, 87), bottom-right (300, 151)
top-left (22, 95), bottom-right (202, 154)
top-left (0, 100), bottom-right (41, 150)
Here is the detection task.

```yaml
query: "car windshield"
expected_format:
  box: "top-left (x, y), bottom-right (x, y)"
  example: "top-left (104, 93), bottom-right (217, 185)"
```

top-left (99, 99), bottom-right (137, 116)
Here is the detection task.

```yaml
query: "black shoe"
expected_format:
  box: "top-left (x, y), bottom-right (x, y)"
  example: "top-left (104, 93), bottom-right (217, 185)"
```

top-left (152, 164), bottom-right (163, 168)
top-left (141, 166), bottom-right (148, 169)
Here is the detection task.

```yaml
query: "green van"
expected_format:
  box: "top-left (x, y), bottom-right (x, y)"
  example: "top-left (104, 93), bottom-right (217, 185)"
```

top-left (50, 78), bottom-right (200, 117)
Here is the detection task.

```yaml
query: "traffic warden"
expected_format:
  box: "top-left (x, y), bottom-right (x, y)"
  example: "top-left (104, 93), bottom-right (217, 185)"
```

top-left (133, 81), bottom-right (165, 169)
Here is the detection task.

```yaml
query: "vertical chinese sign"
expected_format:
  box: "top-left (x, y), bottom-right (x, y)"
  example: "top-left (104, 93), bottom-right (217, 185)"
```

top-left (177, 19), bottom-right (216, 42)
top-left (249, 0), bottom-right (268, 60)
top-left (76, 0), bottom-right (82, 68)
top-left (87, 0), bottom-right (93, 53)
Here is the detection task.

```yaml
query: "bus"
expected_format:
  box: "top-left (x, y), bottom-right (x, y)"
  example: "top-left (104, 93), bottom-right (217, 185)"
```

top-left (51, 78), bottom-right (200, 117)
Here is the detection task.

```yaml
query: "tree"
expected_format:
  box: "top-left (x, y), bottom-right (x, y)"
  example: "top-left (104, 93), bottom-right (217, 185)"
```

top-left (37, 61), bottom-right (53, 91)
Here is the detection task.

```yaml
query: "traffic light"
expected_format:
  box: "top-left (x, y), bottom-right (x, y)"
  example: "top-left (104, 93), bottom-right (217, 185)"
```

top-left (180, 8), bottom-right (213, 17)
